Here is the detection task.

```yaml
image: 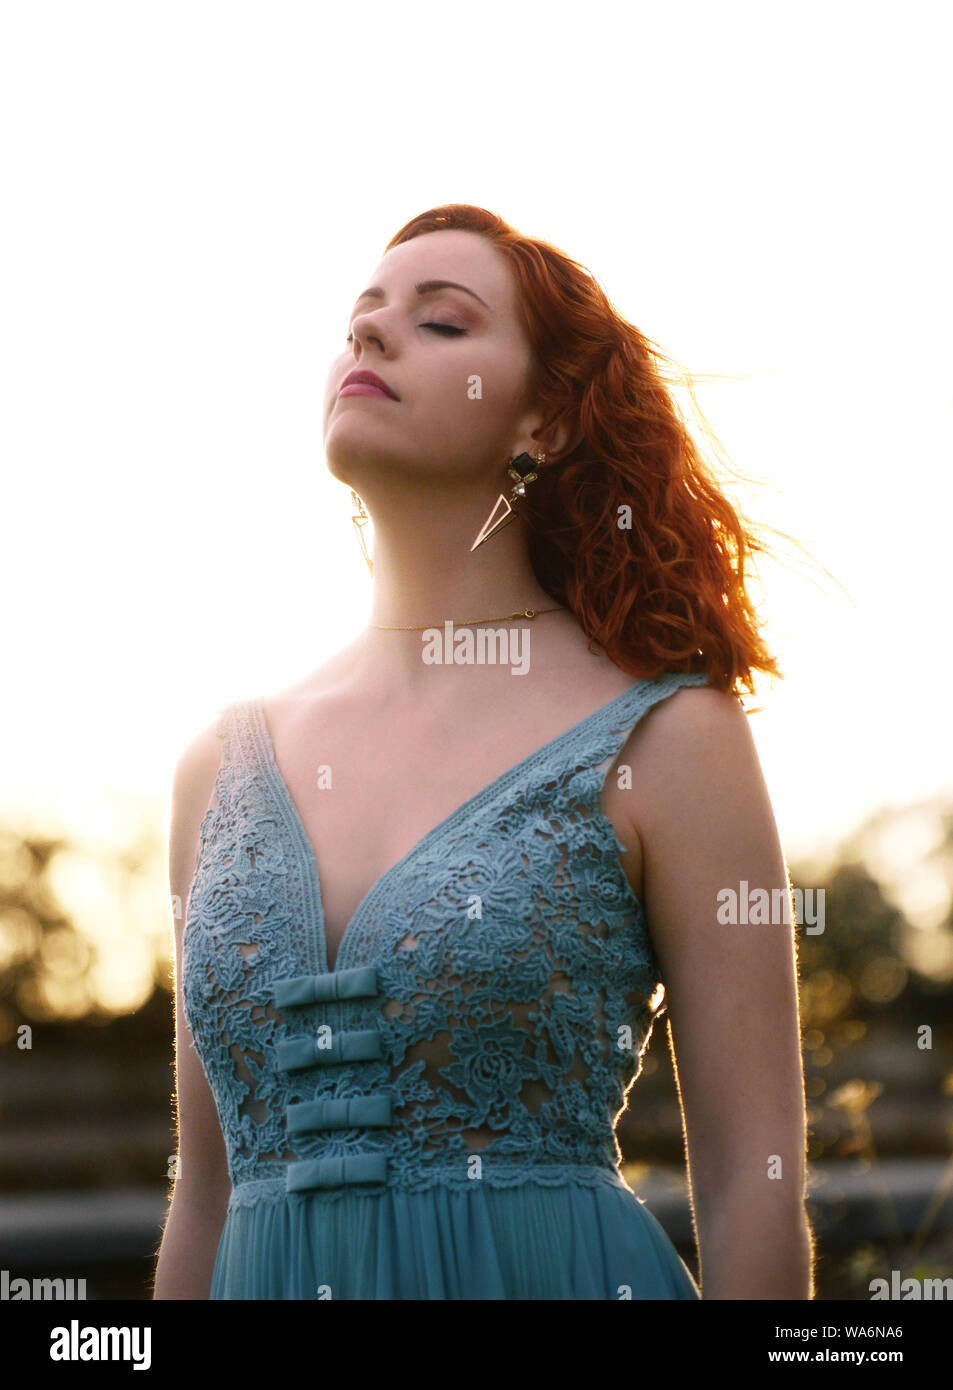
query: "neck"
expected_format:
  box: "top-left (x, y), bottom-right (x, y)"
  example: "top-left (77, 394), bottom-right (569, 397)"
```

top-left (350, 482), bottom-right (565, 682)
top-left (371, 484), bottom-right (556, 621)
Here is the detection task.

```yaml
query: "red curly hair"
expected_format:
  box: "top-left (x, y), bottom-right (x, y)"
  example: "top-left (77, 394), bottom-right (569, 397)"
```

top-left (386, 204), bottom-right (785, 703)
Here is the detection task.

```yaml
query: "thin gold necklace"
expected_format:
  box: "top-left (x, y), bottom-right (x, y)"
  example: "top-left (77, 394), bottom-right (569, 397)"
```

top-left (371, 606), bottom-right (564, 632)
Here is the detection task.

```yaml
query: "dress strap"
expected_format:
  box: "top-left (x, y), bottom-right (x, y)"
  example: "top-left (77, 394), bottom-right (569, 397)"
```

top-left (590, 670), bottom-right (713, 776)
top-left (212, 696), bottom-right (260, 766)
top-left (199, 698), bottom-right (268, 827)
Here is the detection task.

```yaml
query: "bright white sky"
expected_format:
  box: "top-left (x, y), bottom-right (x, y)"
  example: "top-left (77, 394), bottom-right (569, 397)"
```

top-left (2, 0), bottom-right (951, 869)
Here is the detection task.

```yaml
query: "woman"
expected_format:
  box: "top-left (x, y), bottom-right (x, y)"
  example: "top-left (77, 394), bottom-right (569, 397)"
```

top-left (154, 204), bottom-right (814, 1300)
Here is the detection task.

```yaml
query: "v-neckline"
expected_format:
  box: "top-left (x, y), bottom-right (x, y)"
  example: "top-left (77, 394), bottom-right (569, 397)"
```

top-left (250, 679), bottom-right (651, 975)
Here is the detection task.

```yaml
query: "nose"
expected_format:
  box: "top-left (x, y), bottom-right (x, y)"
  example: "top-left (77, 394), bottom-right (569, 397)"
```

top-left (349, 312), bottom-right (388, 356)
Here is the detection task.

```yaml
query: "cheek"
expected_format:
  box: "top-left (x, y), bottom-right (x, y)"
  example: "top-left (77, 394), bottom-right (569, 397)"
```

top-left (443, 348), bottom-right (528, 416)
top-left (430, 380), bottom-right (501, 442)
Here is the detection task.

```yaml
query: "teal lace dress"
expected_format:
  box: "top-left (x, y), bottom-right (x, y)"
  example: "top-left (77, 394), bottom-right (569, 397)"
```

top-left (182, 670), bottom-right (709, 1299)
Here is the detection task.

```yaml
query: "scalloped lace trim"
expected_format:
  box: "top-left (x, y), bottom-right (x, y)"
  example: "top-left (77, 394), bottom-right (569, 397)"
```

top-left (226, 1162), bottom-right (634, 1210)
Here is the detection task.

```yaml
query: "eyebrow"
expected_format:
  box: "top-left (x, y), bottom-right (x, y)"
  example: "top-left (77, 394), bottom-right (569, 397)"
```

top-left (350, 279), bottom-right (491, 314)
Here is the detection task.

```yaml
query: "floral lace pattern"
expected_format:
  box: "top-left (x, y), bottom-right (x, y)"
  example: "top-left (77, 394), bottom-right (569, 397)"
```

top-left (182, 671), bottom-right (710, 1205)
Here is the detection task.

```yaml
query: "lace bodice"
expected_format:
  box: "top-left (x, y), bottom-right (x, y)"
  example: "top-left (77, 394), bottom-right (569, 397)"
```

top-left (182, 671), bottom-right (710, 1207)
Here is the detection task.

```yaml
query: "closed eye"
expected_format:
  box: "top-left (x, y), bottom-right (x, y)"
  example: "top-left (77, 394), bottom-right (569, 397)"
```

top-left (345, 323), bottom-right (466, 344)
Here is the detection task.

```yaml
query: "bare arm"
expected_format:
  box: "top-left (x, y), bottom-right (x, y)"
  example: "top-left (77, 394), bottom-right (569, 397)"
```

top-left (152, 721), bottom-right (232, 1299)
top-left (618, 685), bottom-right (814, 1300)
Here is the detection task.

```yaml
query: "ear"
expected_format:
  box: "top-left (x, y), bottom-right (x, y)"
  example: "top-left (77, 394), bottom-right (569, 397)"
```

top-left (517, 401), bottom-right (582, 466)
top-left (532, 418), bottom-right (582, 464)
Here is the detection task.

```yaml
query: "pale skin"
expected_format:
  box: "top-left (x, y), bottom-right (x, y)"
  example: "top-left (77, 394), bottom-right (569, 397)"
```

top-left (154, 228), bottom-right (813, 1299)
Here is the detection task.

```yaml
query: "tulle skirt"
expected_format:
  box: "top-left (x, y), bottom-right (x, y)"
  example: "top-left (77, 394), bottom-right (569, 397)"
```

top-left (209, 1167), bottom-right (700, 1300)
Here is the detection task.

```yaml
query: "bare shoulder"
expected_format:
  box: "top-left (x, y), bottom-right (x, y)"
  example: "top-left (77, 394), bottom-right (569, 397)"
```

top-left (620, 682), bottom-right (763, 832)
top-left (169, 715), bottom-right (227, 894)
top-left (625, 681), bottom-right (750, 755)
top-left (171, 716), bottom-right (223, 807)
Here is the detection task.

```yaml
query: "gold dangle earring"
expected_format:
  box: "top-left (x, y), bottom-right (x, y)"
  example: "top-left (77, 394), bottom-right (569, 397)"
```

top-left (470, 449), bottom-right (547, 553)
top-left (350, 489), bottom-right (373, 576)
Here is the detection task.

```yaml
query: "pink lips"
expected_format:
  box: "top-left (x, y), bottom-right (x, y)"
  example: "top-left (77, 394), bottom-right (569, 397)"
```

top-left (338, 382), bottom-right (395, 400)
top-left (339, 369), bottom-right (399, 400)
